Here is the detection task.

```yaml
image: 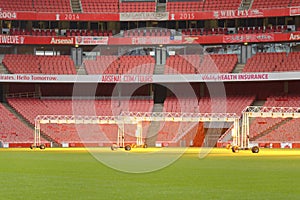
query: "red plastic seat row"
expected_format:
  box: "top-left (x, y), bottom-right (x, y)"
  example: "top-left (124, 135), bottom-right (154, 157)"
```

top-left (3, 54), bottom-right (77, 75)
top-left (84, 55), bottom-right (155, 75)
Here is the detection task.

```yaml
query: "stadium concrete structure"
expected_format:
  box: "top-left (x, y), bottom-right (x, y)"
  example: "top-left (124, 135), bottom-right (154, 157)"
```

top-left (0, 0), bottom-right (300, 150)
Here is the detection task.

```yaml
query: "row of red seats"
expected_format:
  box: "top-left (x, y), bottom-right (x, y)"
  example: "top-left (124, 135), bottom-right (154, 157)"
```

top-left (3, 55), bottom-right (77, 75)
top-left (0, 103), bottom-right (35, 144)
top-left (251, 0), bottom-right (290, 9)
top-left (243, 52), bottom-right (300, 73)
top-left (84, 55), bottom-right (155, 75)
top-left (119, 2), bottom-right (156, 12)
top-left (81, 0), bottom-right (119, 13)
top-left (0, 0), bottom-right (71, 12)
top-left (163, 96), bottom-right (255, 115)
top-left (166, 0), bottom-right (241, 11)
top-left (165, 54), bottom-right (238, 74)
top-left (166, 1), bottom-right (204, 11)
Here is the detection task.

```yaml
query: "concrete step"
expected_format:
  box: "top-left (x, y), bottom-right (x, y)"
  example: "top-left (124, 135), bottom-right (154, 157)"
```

top-left (71, 0), bottom-right (82, 13)
top-left (76, 66), bottom-right (87, 75)
top-left (156, 3), bottom-right (166, 12)
top-left (145, 103), bottom-right (164, 146)
top-left (154, 65), bottom-right (165, 74)
top-left (0, 64), bottom-right (9, 74)
top-left (232, 64), bottom-right (245, 73)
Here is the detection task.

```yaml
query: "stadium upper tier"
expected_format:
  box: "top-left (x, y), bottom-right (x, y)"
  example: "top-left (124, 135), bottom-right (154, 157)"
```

top-left (0, 0), bottom-right (298, 13)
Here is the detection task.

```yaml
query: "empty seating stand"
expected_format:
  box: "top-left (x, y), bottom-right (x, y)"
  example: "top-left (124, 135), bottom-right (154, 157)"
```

top-left (251, 0), bottom-right (290, 9)
top-left (0, 103), bottom-right (35, 144)
top-left (84, 55), bottom-right (155, 75)
top-left (165, 54), bottom-right (238, 74)
top-left (166, 1), bottom-right (204, 12)
top-left (203, 0), bottom-right (242, 11)
top-left (7, 98), bottom-right (154, 144)
top-left (0, 0), bottom-right (34, 11)
top-left (34, 0), bottom-right (71, 12)
top-left (243, 52), bottom-right (300, 73)
top-left (119, 1), bottom-right (156, 12)
top-left (2, 54), bottom-right (77, 75)
top-left (81, 0), bottom-right (119, 13)
top-left (0, 0), bottom-right (72, 12)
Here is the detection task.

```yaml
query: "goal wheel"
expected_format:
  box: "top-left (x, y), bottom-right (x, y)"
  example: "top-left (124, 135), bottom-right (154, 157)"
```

top-left (143, 143), bottom-right (147, 148)
top-left (231, 146), bottom-right (239, 153)
top-left (39, 144), bottom-right (45, 149)
top-left (226, 144), bottom-right (232, 150)
top-left (251, 146), bottom-right (260, 153)
top-left (111, 144), bottom-right (118, 151)
top-left (125, 144), bottom-right (131, 151)
top-left (30, 144), bottom-right (34, 149)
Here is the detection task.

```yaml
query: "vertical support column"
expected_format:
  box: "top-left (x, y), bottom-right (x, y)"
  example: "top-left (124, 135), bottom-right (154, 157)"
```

top-left (235, 118), bottom-right (241, 147)
top-left (117, 122), bottom-right (125, 147)
top-left (136, 121), bottom-right (143, 146)
top-left (34, 118), bottom-right (41, 147)
top-left (232, 118), bottom-right (239, 147)
top-left (241, 112), bottom-right (249, 148)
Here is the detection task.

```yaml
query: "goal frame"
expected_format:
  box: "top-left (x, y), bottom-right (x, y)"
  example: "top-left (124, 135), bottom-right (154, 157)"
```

top-left (241, 106), bottom-right (300, 148)
top-left (34, 112), bottom-right (240, 148)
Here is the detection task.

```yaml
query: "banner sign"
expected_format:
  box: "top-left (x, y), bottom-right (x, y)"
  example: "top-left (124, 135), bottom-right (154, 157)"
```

top-left (1, 72), bottom-right (300, 83)
top-left (0, 9), bottom-right (17, 19)
top-left (169, 8), bottom-right (290, 21)
top-left (75, 36), bottom-right (108, 45)
top-left (120, 12), bottom-right (168, 21)
top-left (289, 33), bottom-right (300, 41)
top-left (0, 35), bottom-right (75, 45)
top-left (223, 33), bottom-right (275, 43)
top-left (1, 32), bottom-right (299, 45)
top-left (290, 6), bottom-right (300, 16)
top-left (212, 9), bottom-right (264, 19)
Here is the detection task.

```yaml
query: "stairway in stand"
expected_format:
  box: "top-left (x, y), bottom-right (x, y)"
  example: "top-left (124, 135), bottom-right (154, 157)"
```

top-left (71, 0), bottom-right (82, 13)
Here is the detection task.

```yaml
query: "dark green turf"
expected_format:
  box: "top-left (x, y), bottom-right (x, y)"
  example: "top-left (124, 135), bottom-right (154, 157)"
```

top-left (0, 149), bottom-right (300, 200)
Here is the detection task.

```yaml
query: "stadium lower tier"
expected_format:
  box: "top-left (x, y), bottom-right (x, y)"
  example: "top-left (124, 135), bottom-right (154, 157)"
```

top-left (2, 95), bottom-right (300, 148)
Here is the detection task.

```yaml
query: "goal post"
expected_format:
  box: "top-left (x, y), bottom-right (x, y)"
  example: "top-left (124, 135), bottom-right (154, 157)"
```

top-left (33, 112), bottom-right (240, 148)
top-left (241, 106), bottom-right (300, 149)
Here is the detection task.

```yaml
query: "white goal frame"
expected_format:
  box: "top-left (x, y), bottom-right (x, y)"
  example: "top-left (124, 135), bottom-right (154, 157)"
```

top-left (34, 112), bottom-right (240, 148)
top-left (241, 106), bottom-right (300, 148)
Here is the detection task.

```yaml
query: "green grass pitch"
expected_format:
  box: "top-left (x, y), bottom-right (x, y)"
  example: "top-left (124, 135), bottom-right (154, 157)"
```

top-left (0, 148), bottom-right (300, 200)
